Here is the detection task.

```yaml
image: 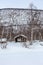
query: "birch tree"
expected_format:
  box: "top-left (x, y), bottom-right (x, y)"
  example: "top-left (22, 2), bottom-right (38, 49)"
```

top-left (28, 3), bottom-right (41, 44)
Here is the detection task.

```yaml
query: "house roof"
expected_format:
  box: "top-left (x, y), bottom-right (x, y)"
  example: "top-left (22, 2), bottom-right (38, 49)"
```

top-left (14, 34), bottom-right (27, 39)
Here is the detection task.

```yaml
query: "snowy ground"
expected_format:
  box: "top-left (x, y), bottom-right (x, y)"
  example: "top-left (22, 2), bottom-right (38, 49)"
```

top-left (0, 40), bottom-right (43, 65)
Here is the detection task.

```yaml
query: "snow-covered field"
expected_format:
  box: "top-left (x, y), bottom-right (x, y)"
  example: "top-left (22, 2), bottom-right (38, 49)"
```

top-left (0, 40), bottom-right (43, 65)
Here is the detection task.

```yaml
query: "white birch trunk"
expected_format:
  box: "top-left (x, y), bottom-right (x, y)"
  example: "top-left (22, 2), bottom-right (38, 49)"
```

top-left (30, 28), bottom-right (33, 44)
top-left (1, 27), bottom-right (4, 42)
top-left (39, 32), bottom-right (42, 40)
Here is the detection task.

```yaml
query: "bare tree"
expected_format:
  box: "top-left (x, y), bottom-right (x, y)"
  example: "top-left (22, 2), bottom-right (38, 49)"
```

top-left (28, 3), bottom-right (41, 44)
top-left (7, 10), bottom-right (15, 41)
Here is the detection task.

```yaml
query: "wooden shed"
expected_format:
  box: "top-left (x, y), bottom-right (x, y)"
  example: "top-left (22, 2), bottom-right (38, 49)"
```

top-left (14, 34), bottom-right (27, 42)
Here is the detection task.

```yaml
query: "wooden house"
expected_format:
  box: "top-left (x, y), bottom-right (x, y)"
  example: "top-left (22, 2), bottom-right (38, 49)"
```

top-left (14, 34), bottom-right (28, 42)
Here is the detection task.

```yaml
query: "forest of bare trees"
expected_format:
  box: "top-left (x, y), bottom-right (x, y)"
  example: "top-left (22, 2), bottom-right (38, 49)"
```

top-left (0, 4), bottom-right (43, 43)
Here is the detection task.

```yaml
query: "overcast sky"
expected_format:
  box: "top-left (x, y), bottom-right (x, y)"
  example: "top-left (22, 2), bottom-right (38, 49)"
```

top-left (0, 0), bottom-right (43, 9)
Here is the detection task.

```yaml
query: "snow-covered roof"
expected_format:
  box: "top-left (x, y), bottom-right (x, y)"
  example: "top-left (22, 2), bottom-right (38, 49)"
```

top-left (14, 34), bottom-right (27, 39)
top-left (0, 38), bottom-right (7, 42)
